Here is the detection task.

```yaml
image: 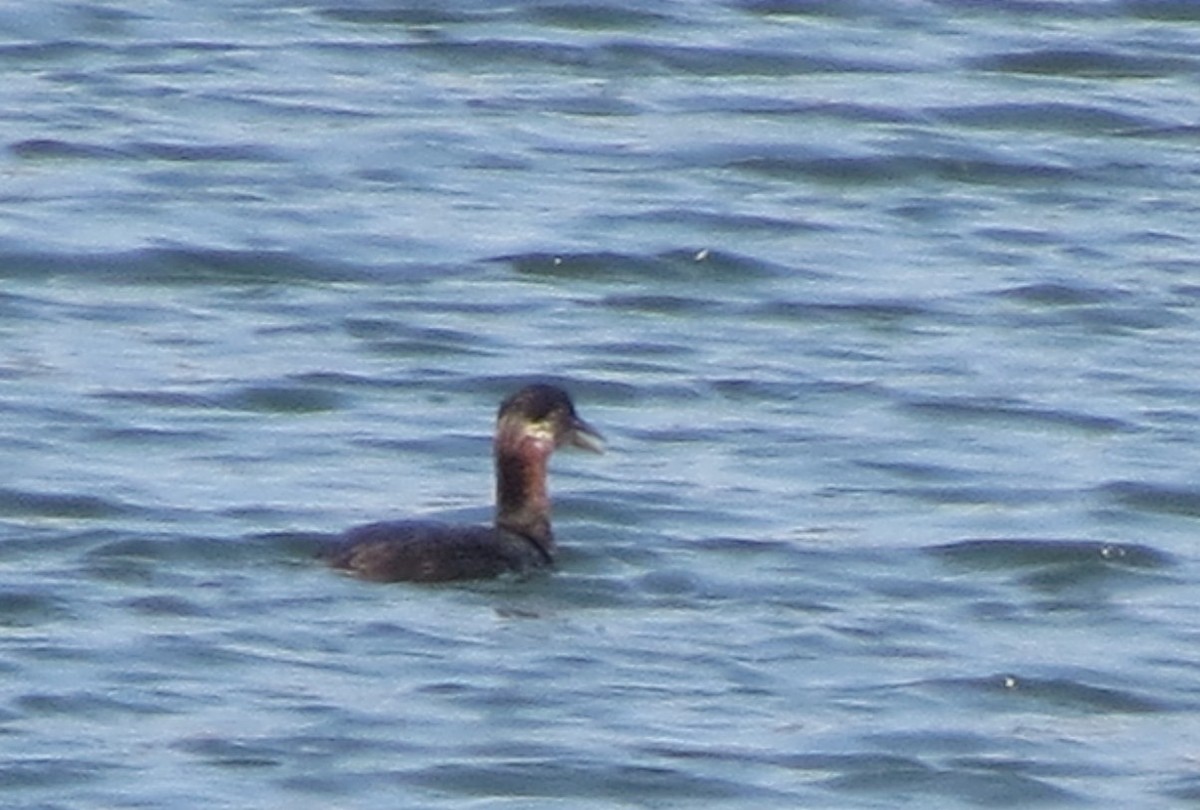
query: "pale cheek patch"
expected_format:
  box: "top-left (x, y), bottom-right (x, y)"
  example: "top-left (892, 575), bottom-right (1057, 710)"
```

top-left (522, 420), bottom-right (557, 449)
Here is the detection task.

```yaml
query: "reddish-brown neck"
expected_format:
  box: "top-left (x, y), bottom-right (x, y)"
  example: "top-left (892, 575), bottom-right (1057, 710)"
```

top-left (493, 418), bottom-right (555, 551)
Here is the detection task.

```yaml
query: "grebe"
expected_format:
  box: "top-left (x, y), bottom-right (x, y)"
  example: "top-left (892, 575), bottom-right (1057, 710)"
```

top-left (324, 384), bottom-right (602, 582)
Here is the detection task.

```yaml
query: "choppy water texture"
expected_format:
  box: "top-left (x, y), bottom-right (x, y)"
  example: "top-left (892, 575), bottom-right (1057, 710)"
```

top-left (3, 1), bottom-right (1200, 807)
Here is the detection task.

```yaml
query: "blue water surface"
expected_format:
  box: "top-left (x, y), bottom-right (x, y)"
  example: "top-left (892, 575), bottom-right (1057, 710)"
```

top-left (3, 1), bottom-right (1200, 807)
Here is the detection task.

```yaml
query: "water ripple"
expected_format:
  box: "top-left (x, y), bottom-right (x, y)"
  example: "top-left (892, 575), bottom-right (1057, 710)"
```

top-left (0, 758), bottom-right (122, 790)
top-left (728, 153), bottom-right (1081, 187)
top-left (0, 248), bottom-right (372, 285)
top-left (933, 102), bottom-right (1156, 135)
top-left (9, 137), bottom-right (279, 163)
top-left (1100, 481), bottom-right (1200, 519)
top-left (403, 757), bottom-right (785, 801)
top-left (928, 538), bottom-right (1173, 570)
top-left (496, 248), bottom-right (783, 282)
top-left (970, 47), bottom-right (1198, 78)
top-left (923, 672), bottom-right (1174, 714)
top-left (0, 587), bottom-right (74, 628)
top-left (3, 1), bottom-right (1200, 807)
top-left (901, 396), bottom-right (1132, 434)
top-left (0, 488), bottom-right (138, 520)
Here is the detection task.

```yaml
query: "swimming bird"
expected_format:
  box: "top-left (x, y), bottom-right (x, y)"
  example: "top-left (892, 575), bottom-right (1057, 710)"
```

top-left (324, 384), bottom-right (603, 582)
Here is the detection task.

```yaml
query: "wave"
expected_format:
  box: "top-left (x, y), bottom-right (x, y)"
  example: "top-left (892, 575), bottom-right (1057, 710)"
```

top-left (727, 153), bottom-right (1080, 188)
top-left (923, 671), bottom-right (1173, 713)
top-left (491, 247), bottom-right (788, 282)
top-left (0, 247), bottom-right (435, 285)
top-left (10, 138), bottom-right (279, 164)
top-left (1100, 481), bottom-right (1200, 519)
top-left (0, 488), bottom-right (139, 520)
top-left (969, 47), bottom-right (1198, 79)
top-left (901, 396), bottom-right (1131, 434)
top-left (927, 538), bottom-right (1173, 570)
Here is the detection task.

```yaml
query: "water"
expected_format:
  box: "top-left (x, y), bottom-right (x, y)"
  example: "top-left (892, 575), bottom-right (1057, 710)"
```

top-left (3, 1), bottom-right (1200, 806)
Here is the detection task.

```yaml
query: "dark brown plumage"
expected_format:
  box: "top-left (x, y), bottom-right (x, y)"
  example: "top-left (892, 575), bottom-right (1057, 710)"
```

top-left (324, 385), bottom-right (602, 583)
